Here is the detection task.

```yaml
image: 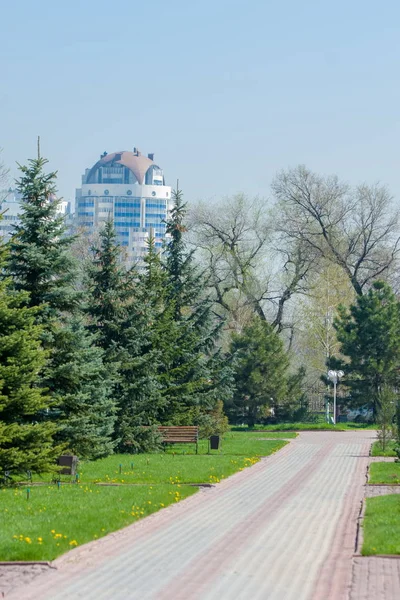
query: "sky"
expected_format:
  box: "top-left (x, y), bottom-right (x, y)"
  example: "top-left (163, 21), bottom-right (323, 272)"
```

top-left (1, 0), bottom-right (400, 207)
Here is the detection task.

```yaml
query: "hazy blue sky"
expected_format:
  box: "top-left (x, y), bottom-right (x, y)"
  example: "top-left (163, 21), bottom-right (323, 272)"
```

top-left (1, 0), bottom-right (400, 206)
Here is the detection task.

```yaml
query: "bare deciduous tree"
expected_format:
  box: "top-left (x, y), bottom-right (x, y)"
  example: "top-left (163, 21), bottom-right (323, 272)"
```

top-left (272, 165), bottom-right (400, 295)
top-left (189, 194), bottom-right (316, 332)
top-left (190, 194), bottom-right (271, 322)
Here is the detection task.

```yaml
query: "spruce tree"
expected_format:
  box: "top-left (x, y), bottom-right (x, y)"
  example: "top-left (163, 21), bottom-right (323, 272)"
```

top-left (228, 317), bottom-right (289, 427)
top-left (84, 220), bottom-right (156, 451)
top-left (114, 237), bottom-right (167, 451)
top-left (7, 155), bottom-right (78, 319)
top-left (85, 219), bottom-right (133, 361)
top-left (162, 188), bottom-right (233, 424)
top-left (334, 280), bottom-right (400, 417)
top-left (44, 316), bottom-right (117, 460)
top-left (0, 245), bottom-right (60, 477)
top-left (165, 188), bottom-right (203, 318)
top-left (6, 153), bottom-right (116, 459)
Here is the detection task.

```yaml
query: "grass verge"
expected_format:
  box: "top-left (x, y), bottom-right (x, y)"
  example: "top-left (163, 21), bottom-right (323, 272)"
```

top-left (0, 484), bottom-right (196, 561)
top-left (79, 436), bottom-right (287, 486)
top-left (370, 440), bottom-right (397, 457)
top-left (369, 462), bottom-right (400, 485)
top-left (362, 495), bottom-right (400, 555)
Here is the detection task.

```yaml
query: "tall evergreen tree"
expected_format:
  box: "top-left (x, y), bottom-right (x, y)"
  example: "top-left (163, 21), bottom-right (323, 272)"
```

top-left (114, 236), bottom-right (169, 451)
top-left (84, 220), bottom-right (155, 451)
top-left (334, 280), bottom-right (400, 417)
top-left (85, 219), bottom-right (133, 361)
top-left (165, 188), bottom-right (203, 317)
top-left (44, 317), bottom-right (117, 460)
top-left (162, 188), bottom-right (233, 424)
top-left (6, 153), bottom-right (116, 459)
top-left (0, 245), bottom-right (60, 477)
top-left (7, 155), bottom-right (78, 319)
top-left (228, 317), bottom-right (289, 427)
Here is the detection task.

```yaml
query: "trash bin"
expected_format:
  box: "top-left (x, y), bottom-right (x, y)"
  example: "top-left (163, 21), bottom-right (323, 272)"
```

top-left (57, 455), bottom-right (78, 475)
top-left (210, 435), bottom-right (220, 450)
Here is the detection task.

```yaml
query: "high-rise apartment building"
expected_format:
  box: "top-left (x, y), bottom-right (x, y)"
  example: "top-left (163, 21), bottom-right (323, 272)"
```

top-left (0, 189), bottom-right (23, 238)
top-left (75, 149), bottom-right (172, 262)
top-left (0, 189), bottom-right (70, 239)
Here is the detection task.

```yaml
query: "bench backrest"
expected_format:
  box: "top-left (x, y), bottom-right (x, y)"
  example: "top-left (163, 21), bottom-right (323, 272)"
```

top-left (158, 426), bottom-right (198, 442)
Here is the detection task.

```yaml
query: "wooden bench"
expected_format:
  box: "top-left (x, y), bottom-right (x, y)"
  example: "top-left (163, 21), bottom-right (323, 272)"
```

top-left (157, 426), bottom-right (199, 454)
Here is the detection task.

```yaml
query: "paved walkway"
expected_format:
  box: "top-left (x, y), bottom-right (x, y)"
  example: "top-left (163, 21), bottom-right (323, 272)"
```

top-left (7, 431), bottom-right (377, 600)
top-left (351, 557), bottom-right (400, 600)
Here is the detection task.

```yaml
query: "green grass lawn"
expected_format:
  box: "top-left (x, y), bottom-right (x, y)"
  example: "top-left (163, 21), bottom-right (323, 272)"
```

top-left (232, 422), bottom-right (376, 432)
top-left (362, 495), bottom-right (400, 555)
top-left (77, 436), bottom-right (287, 486)
top-left (0, 484), bottom-right (197, 561)
top-left (369, 462), bottom-right (400, 485)
top-left (19, 433), bottom-right (288, 486)
top-left (371, 440), bottom-right (397, 457)
top-left (226, 431), bottom-right (298, 440)
top-left (0, 431), bottom-right (288, 561)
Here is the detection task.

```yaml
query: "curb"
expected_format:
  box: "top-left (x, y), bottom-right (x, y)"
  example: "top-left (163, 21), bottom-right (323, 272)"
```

top-left (0, 562), bottom-right (55, 568)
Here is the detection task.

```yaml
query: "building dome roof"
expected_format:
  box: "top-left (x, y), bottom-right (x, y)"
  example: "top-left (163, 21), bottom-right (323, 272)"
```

top-left (86, 150), bottom-right (157, 185)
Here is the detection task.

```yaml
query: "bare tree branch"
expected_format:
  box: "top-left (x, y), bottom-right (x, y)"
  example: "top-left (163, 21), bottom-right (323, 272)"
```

top-left (0, 149), bottom-right (10, 202)
top-left (189, 194), bottom-right (316, 331)
top-left (272, 166), bottom-right (400, 296)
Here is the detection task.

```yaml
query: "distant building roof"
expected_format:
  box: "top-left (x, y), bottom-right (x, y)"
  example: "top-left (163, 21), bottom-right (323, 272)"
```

top-left (86, 150), bottom-right (157, 185)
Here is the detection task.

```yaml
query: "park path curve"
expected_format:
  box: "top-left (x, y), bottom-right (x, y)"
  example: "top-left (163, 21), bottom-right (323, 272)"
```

top-left (8, 431), bottom-right (374, 600)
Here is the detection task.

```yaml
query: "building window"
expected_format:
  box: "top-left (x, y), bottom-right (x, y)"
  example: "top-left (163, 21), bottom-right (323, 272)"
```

top-left (152, 191), bottom-right (156, 196)
top-left (114, 221), bottom-right (141, 228)
top-left (114, 212), bottom-right (141, 218)
top-left (145, 213), bottom-right (166, 220)
top-left (127, 190), bottom-right (132, 196)
top-left (104, 189), bottom-right (109, 195)
top-left (115, 202), bottom-right (141, 208)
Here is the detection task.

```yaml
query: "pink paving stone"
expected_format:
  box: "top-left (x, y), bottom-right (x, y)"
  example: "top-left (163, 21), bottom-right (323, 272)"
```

top-left (351, 557), bottom-right (400, 600)
top-left (365, 485), bottom-right (400, 497)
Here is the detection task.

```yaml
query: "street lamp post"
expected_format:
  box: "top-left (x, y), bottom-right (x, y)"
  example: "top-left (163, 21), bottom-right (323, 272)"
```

top-left (327, 370), bottom-right (344, 425)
